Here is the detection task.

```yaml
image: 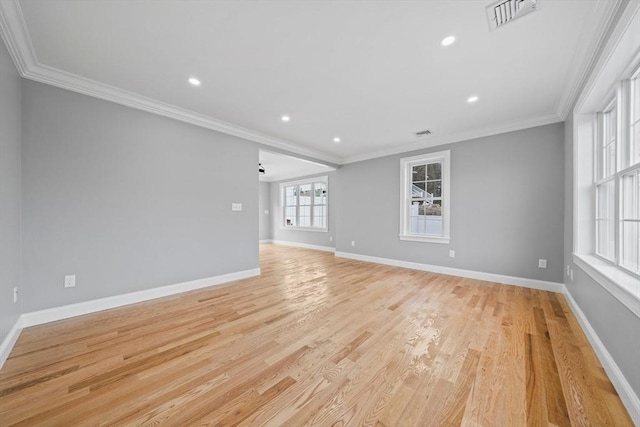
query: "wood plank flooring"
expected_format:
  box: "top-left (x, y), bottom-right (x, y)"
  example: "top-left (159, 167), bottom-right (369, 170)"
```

top-left (0, 244), bottom-right (633, 426)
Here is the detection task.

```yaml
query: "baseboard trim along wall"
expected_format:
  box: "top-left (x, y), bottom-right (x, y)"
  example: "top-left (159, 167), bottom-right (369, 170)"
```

top-left (0, 316), bottom-right (24, 370)
top-left (335, 251), bottom-right (564, 293)
top-left (563, 290), bottom-right (640, 425)
top-left (271, 240), bottom-right (336, 253)
top-left (0, 267), bottom-right (260, 370)
top-left (259, 239), bottom-right (273, 244)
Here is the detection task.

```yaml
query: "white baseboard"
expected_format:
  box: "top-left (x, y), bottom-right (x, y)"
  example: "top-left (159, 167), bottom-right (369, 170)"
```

top-left (0, 268), bottom-right (260, 370)
top-left (334, 251), bottom-right (564, 293)
top-left (259, 239), bottom-right (273, 244)
top-left (272, 240), bottom-right (335, 253)
top-left (563, 290), bottom-right (640, 425)
top-left (0, 316), bottom-right (24, 370)
top-left (22, 268), bottom-right (260, 328)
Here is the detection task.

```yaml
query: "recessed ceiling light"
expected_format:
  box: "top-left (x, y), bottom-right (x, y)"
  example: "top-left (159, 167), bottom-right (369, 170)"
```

top-left (188, 77), bottom-right (201, 86)
top-left (333, 137), bottom-right (341, 143)
top-left (441, 36), bottom-right (456, 47)
top-left (281, 115), bottom-right (291, 122)
top-left (467, 95), bottom-right (479, 103)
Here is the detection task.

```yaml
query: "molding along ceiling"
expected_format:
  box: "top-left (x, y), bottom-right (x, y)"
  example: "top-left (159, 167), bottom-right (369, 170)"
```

top-left (0, 0), bottom-right (625, 165)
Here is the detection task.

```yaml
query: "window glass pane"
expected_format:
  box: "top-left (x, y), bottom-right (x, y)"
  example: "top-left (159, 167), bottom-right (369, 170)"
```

top-left (299, 205), bottom-right (311, 227)
top-left (412, 182), bottom-right (426, 198)
top-left (596, 219), bottom-right (615, 260)
top-left (602, 106), bottom-right (616, 177)
top-left (285, 186), bottom-right (297, 206)
top-left (621, 169), bottom-right (640, 220)
top-left (427, 162), bottom-right (442, 180)
top-left (632, 76), bottom-right (640, 166)
top-left (299, 184), bottom-right (311, 205)
top-left (620, 169), bottom-right (639, 272)
top-left (621, 221), bottom-right (640, 274)
top-left (597, 181), bottom-right (614, 219)
top-left (412, 165), bottom-right (425, 182)
top-left (427, 181), bottom-right (442, 197)
top-left (313, 206), bottom-right (326, 228)
top-left (285, 206), bottom-right (296, 227)
top-left (314, 183), bottom-right (327, 205)
top-left (596, 181), bottom-right (615, 260)
top-left (410, 201), bottom-right (442, 235)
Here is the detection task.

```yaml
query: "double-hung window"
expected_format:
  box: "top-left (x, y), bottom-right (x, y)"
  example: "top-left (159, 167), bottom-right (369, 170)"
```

top-left (594, 67), bottom-right (640, 276)
top-left (399, 150), bottom-right (451, 244)
top-left (281, 176), bottom-right (328, 231)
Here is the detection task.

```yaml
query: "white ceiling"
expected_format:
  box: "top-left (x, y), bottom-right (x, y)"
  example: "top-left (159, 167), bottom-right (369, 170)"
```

top-left (0, 0), bottom-right (620, 164)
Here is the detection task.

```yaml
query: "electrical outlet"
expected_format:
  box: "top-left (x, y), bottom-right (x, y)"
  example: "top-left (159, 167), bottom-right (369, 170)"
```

top-left (64, 275), bottom-right (76, 288)
top-left (566, 265), bottom-right (570, 276)
top-left (351, 240), bottom-right (356, 247)
top-left (449, 250), bottom-right (455, 258)
top-left (329, 236), bottom-right (333, 242)
top-left (570, 269), bottom-right (574, 281)
top-left (538, 259), bottom-right (547, 269)
top-left (13, 287), bottom-right (18, 303)
top-left (264, 210), bottom-right (269, 215)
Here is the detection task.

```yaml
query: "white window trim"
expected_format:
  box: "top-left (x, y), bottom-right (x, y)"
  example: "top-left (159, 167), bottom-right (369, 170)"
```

top-left (279, 176), bottom-right (328, 232)
top-left (399, 150), bottom-right (451, 244)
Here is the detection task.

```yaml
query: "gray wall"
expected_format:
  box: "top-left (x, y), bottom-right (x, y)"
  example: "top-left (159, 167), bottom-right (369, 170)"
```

top-left (21, 80), bottom-right (259, 312)
top-left (564, 113), bottom-right (640, 398)
top-left (335, 123), bottom-right (565, 283)
top-left (270, 171), bottom-right (336, 249)
top-left (259, 181), bottom-right (271, 241)
top-left (0, 38), bottom-right (22, 343)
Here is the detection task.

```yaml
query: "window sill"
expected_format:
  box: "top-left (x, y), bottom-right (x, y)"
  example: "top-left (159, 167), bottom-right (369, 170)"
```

top-left (573, 253), bottom-right (640, 318)
top-left (280, 227), bottom-right (328, 233)
top-left (399, 234), bottom-right (450, 244)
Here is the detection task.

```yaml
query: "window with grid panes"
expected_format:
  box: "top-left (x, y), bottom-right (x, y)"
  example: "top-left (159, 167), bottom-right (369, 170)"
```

top-left (399, 150), bottom-right (450, 244)
top-left (280, 177), bottom-right (328, 231)
top-left (594, 66), bottom-right (640, 276)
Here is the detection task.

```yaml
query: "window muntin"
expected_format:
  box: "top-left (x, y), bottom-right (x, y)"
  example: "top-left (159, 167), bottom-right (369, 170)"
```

top-left (400, 150), bottom-right (450, 244)
top-left (280, 177), bottom-right (328, 231)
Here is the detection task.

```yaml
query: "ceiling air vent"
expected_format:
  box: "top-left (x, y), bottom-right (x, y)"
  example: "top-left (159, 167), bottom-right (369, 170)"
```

top-left (486, 0), bottom-right (537, 31)
top-left (415, 129), bottom-right (432, 137)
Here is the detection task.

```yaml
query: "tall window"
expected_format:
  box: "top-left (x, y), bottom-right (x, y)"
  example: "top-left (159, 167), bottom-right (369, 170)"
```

top-left (281, 177), bottom-right (328, 231)
top-left (399, 150), bottom-right (450, 244)
top-left (594, 67), bottom-right (640, 276)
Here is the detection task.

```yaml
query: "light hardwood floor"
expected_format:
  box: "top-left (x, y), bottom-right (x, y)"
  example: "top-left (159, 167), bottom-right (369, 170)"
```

top-left (0, 244), bottom-right (633, 426)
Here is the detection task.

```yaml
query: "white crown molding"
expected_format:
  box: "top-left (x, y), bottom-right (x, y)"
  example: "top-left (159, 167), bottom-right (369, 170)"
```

top-left (335, 251), bottom-right (564, 293)
top-left (574, 1), bottom-right (640, 115)
top-left (563, 289), bottom-right (640, 425)
top-left (341, 114), bottom-right (563, 164)
top-left (0, 0), bottom-right (619, 167)
top-left (0, 0), bottom-right (35, 74)
top-left (0, 0), bottom-right (342, 166)
top-left (554, 0), bottom-right (626, 120)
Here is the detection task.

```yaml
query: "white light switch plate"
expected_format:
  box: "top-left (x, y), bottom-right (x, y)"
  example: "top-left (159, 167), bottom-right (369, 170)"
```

top-left (64, 275), bottom-right (76, 288)
top-left (232, 203), bottom-right (242, 211)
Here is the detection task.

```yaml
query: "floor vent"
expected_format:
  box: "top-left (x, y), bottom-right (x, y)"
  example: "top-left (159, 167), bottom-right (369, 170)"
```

top-left (487, 0), bottom-right (537, 31)
top-left (415, 129), bottom-right (432, 137)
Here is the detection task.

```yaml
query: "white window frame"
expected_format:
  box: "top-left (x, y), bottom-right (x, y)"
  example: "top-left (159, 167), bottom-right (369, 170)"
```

top-left (279, 176), bottom-right (328, 232)
top-left (399, 150), bottom-right (451, 244)
top-left (573, 47), bottom-right (640, 318)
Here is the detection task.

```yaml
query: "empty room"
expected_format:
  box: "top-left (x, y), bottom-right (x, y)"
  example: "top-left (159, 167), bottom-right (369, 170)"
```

top-left (1, 0), bottom-right (639, 425)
